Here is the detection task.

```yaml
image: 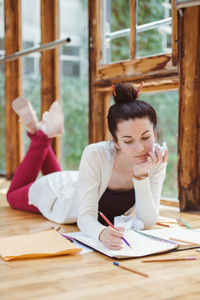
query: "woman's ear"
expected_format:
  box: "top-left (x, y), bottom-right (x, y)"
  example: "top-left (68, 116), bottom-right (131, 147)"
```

top-left (112, 137), bottom-right (120, 150)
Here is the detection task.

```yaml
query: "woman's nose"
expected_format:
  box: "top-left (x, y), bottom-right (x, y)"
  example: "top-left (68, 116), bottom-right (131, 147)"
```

top-left (134, 141), bottom-right (145, 152)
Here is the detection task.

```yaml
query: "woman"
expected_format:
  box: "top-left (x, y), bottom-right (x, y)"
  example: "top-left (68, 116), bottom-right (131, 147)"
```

top-left (7, 82), bottom-right (168, 250)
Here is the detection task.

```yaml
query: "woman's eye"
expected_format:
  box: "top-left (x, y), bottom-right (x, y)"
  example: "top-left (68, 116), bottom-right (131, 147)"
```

top-left (124, 141), bottom-right (131, 144)
top-left (142, 136), bottom-right (150, 140)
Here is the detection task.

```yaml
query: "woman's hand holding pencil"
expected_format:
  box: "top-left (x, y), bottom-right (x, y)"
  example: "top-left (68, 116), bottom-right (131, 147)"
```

top-left (99, 226), bottom-right (125, 250)
top-left (99, 211), bottom-right (132, 250)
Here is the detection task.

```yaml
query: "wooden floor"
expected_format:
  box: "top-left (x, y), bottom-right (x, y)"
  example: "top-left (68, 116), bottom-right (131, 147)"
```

top-left (1, 178), bottom-right (200, 300)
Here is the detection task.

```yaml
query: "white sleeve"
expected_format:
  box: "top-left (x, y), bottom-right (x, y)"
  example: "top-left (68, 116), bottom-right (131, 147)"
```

top-left (77, 149), bottom-right (106, 240)
top-left (133, 163), bottom-right (167, 229)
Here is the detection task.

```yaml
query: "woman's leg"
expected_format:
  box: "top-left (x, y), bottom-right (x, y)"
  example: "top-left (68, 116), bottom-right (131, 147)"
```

top-left (41, 147), bottom-right (62, 175)
top-left (28, 132), bottom-right (62, 175)
top-left (7, 130), bottom-right (52, 213)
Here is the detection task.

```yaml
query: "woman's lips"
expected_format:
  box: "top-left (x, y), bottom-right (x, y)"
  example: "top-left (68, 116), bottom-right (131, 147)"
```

top-left (134, 154), bottom-right (147, 158)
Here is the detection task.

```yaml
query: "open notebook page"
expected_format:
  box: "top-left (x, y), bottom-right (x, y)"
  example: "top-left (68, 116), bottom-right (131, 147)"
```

top-left (66, 230), bottom-right (178, 259)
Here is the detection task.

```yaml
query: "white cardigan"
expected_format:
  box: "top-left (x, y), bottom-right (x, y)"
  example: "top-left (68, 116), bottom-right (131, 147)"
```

top-left (29, 141), bottom-right (167, 240)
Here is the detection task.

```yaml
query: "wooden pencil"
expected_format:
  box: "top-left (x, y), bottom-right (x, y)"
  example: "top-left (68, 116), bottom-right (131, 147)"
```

top-left (113, 262), bottom-right (148, 277)
top-left (55, 226), bottom-right (61, 232)
top-left (142, 257), bottom-right (196, 262)
top-left (169, 237), bottom-right (200, 246)
top-left (156, 222), bottom-right (170, 227)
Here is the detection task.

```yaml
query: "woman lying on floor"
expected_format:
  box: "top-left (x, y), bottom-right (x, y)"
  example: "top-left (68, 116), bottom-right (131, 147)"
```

top-left (7, 82), bottom-right (168, 250)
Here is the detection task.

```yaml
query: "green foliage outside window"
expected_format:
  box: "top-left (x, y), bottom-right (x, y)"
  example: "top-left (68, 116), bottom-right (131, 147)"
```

top-left (137, 0), bottom-right (167, 57)
top-left (110, 0), bottom-right (130, 61)
top-left (61, 77), bottom-right (88, 170)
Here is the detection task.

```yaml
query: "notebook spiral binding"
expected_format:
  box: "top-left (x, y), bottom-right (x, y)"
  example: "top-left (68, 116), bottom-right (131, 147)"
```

top-left (135, 231), bottom-right (178, 246)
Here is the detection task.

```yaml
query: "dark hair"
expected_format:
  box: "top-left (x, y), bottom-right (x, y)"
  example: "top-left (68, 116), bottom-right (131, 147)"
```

top-left (107, 83), bottom-right (157, 140)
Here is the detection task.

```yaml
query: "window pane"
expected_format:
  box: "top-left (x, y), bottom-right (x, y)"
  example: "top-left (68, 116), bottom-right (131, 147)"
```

top-left (110, 0), bottom-right (130, 32)
top-left (111, 36), bottom-right (130, 62)
top-left (60, 0), bottom-right (88, 170)
top-left (0, 0), bottom-right (5, 174)
top-left (137, 0), bottom-right (172, 57)
top-left (141, 90), bottom-right (178, 198)
top-left (101, 0), bottom-right (130, 64)
top-left (21, 0), bottom-right (41, 152)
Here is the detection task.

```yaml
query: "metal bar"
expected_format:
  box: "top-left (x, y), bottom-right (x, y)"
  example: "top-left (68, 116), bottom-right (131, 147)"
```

top-left (138, 17), bottom-right (171, 32)
top-left (106, 18), bottom-right (172, 40)
top-left (0, 37), bottom-right (71, 63)
top-left (175, 0), bottom-right (200, 8)
top-left (107, 28), bottom-right (130, 40)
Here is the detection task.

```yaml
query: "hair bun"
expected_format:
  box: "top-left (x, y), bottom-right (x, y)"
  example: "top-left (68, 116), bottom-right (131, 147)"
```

top-left (113, 83), bottom-right (138, 105)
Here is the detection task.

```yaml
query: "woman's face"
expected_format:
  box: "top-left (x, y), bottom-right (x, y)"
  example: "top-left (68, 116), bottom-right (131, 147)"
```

top-left (114, 117), bottom-right (156, 164)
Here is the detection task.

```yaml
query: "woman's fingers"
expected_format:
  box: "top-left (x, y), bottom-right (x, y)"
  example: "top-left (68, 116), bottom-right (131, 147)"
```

top-left (155, 148), bottom-right (163, 163)
top-left (149, 147), bottom-right (168, 164)
top-left (148, 150), bottom-right (158, 163)
top-left (99, 226), bottom-right (125, 250)
top-left (114, 226), bottom-right (125, 234)
top-left (104, 242), bottom-right (123, 250)
top-left (163, 148), bottom-right (168, 162)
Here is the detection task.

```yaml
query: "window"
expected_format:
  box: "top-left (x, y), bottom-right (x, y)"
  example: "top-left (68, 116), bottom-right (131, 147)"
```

top-left (101, 0), bottom-right (130, 63)
top-left (61, 46), bottom-right (81, 77)
top-left (22, 41), bottom-right (36, 76)
top-left (137, 0), bottom-right (172, 57)
top-left (101, 0), bottom-right (172, 63)
top-left (60, 0), bottom-right (88, 170)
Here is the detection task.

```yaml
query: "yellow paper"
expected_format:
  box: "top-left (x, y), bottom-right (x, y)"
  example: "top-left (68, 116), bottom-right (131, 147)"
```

top-left (0, 229), bottom-right (81, 261)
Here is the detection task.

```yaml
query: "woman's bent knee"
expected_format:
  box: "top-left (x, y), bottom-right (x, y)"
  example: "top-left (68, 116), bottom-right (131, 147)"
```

top-left (7, 191), bottom-right (16, 208)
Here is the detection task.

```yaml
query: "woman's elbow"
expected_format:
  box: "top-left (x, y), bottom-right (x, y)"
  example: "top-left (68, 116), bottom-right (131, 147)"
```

top-left (142, 212), bottom-right (159, 229)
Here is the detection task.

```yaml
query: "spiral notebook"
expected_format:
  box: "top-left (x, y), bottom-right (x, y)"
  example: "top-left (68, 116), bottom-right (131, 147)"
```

top-left (142, 227), bottom-right (200, 250)
top-left (66, 230), bottom-right (178, 259)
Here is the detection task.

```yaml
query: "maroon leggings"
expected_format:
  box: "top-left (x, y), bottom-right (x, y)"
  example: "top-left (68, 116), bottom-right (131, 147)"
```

top-left (7, 130), bottom-right (62, 213)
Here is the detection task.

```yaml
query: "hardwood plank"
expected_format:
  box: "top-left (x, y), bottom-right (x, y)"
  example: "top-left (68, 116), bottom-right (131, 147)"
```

top-left (41, 0), bottom-right (60, 160)
top-left (103, 93), bottom-right (111, 141)
top-left (160, 197), bottom-right (179, 208)
top-left (178, 6), bottom-right (200, 210)
top-left (93, 74), bottom-right (178, 93)
top-left (130, 0), bottom-right (136, 59)
top-left (90, 91), bottom-right (105, 143)
top-left (4, 0), bottom-right (23, 179)
top-left (1, 191), bottom-right (200, 300)
top-left (96, 53), bottom-right (177, 81)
